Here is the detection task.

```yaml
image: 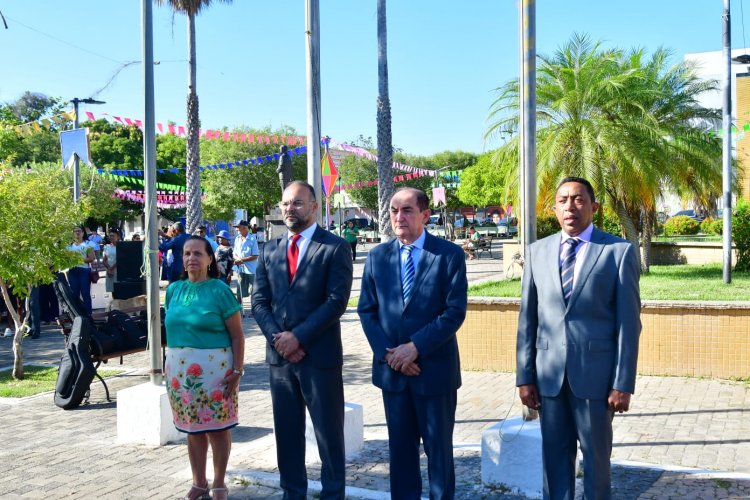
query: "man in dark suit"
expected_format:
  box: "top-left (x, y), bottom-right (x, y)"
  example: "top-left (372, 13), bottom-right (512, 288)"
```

top-left (358, 187), bottom-right (468, 500)
top-left (516, 177), bottom-right (641, 499)
top-left (252, 181), bottom-right (353, 500)
top-left (158, 222), bottom-right (189, 283)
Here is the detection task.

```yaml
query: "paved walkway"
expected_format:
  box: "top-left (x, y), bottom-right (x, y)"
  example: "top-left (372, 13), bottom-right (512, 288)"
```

top-left (1, 241), bottom-right (749, 499)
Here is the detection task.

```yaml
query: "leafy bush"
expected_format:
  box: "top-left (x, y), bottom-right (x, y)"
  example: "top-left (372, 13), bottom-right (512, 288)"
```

top-left (733, 200), bottom-right (750, 271)
top-left (537, 215), bottom-right (559, 239)
top-left (700, 217), bottom-right (723, 235)
top-left (598, 207), bottom-right (623, 237)
top-left (663, 215), bottom-right (700, 236)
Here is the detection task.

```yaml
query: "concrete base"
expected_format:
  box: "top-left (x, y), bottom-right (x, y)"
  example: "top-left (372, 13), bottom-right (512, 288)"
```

top-left (304, 402), bottom-right (363, 463)
top-left (117, 382), bottom-right (184, 446)
top-left (482, 417), bottom-right (581, 499)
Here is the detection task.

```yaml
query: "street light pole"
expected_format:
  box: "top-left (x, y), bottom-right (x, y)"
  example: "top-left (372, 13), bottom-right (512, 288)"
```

top-left (70, 97), bottom-right (105, 202)
top-left (722, 0), bottom-right (733, 284)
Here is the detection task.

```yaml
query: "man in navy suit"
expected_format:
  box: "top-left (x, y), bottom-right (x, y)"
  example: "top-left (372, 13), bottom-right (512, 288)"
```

top-left (358, 187), bottom-right (468, 499)
top-left (252, 181), bottom-right (353, 499)
top-left (516, 177), bottom-right (641, 499)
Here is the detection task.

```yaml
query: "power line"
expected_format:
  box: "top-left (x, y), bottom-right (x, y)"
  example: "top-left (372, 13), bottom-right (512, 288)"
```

top-left (5, 14), bottom-right (126, 64)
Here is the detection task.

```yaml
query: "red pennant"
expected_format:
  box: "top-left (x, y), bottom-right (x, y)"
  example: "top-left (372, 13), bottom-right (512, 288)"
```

top-left (124, 118), bottom-right (134, 126)
top-left (113, 116), bottom-right (124, 124)
top-left (157, 123), bottom-right (164, 133)
top-left (234, 132), bottom-right (239, 142)
top-left (168, 124), bottom-right (176, 135)
top-left (85, 111), bottom-right (95, 121)
top-left (264, 135), bottom-right (270, 144)
top-left (223, 132), bottom-right (230, 141)
top-left (272, 135), bottom-right (278, 144)
top-left (248, 134), bottom-right (255, 143)
top-left (178, 126), bottom-right (186, 136)
top-left (135, 119), bottom-right (143, 129)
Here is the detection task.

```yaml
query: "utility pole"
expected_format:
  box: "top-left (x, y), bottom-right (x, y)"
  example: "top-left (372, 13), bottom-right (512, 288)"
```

top-left (519, 0), bottom-right (537, 256)
top-left (305, 0), bottom-right (322, 223)
top-left (141, 0), bottom-right (162, 384)
top-left (70, 97), bottom-right (104, 202)
top-left (722, 0), bottom-right (733, 284)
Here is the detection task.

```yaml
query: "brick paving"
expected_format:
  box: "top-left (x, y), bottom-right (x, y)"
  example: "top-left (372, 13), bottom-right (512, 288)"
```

top-left (1, 240), bottom-right (749, 498)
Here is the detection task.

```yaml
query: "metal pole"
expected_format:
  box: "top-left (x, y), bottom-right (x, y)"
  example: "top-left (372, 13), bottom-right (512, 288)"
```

top-left (519, 0), bottom-right (537, 255)
top-left (73, 99), bottom-right (81, 202)
top-left (305, 0), bottom-right (322, 223)
top-left (722, 0), bottom-right (733, 284)
top-left (142, 0), bottom-right (162, 385)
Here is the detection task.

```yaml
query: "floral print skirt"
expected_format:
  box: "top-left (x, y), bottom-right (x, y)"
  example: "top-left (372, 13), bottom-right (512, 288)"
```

top-left (164, 347), bottom-right (239, 434)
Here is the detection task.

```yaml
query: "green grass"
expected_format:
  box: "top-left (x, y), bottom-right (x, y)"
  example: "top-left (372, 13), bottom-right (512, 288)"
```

top-left (469, 264), bottom-right (750, 301)
top-left (0, 365), bottom-right (121, 398)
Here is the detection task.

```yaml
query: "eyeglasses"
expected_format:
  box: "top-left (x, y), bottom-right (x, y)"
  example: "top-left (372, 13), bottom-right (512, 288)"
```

top-left (280, 200), bottom-right (311, 210)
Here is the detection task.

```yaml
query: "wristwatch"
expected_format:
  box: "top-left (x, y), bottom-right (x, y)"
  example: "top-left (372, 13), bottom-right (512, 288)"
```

top-left (232, 367), bottom-right (244, 376)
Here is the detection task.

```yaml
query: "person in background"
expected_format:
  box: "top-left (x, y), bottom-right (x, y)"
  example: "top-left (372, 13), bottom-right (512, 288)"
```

top-left (462, 226), bottom-right (481, 260)
top-left (196, 224), bottom-right (219, 252)
top-left (103, 228), bottom-right (120, 294)
top-left (88, 227), bottom-right (104, 259)
top-left (68, 225), bottom-right (96, 315)
top-left (131, 233), bottom-right (141, 241)
top-left (159, 222), bottom-right (189, 284)
top-left (215, 230), bottom-right (234, 286)
top-left (164, 236), bottom-right (245, 500)
top-left (232, 220), bottom-right (258, 310)
top-left (342, 219), bottom-right (360, 261)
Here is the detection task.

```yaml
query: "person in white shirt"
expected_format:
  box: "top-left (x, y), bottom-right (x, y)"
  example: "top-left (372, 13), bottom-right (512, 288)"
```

top-left (232, 220), bottom-right (259, 310)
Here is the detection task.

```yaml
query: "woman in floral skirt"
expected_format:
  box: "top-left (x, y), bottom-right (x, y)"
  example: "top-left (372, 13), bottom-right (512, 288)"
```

top-left (164, 236), bottom-right (245, 500)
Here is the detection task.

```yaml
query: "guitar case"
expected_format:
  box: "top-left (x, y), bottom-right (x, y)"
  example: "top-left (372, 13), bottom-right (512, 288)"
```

top-left (54, 316), bottom-right (97, 410)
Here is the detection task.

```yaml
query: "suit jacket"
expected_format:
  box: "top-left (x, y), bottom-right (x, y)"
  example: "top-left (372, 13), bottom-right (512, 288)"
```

top-left (358, 232), bottom-right (468, 396)
top-left (516, 227), bottom-right (641, 400)
top-left (251, 226), bottom-right (353, 368)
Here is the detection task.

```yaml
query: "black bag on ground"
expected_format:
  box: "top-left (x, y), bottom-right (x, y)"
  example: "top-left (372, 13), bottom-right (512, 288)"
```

top-left (105, 310), bottom-right (147, 351)
top-left (54, 316), bottom-right (97, 410)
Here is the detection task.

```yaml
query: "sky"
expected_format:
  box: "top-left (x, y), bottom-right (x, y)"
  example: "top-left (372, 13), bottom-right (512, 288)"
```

top-left (0, 1), bottom-right (746, 159)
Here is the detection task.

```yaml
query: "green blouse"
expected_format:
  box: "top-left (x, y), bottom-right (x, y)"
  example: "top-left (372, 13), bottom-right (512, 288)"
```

top-left (164, 278), bottom-right (241, 349)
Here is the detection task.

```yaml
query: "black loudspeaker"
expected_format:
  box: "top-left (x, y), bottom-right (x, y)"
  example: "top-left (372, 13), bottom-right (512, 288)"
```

top-left (117, 241), bottom-right (144, 282)
top-left (113, 281), bottom-right (147, 300)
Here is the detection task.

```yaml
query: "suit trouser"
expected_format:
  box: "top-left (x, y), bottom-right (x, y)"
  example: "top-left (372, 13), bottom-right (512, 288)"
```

top-left (236, 272), bottom-right (254, 303)
top-left (539, 377), bottom-right (614, 500)
top-left (382, 386), bottom-right (457, 500)
top-left (269, 361), bottom-right (345, 500)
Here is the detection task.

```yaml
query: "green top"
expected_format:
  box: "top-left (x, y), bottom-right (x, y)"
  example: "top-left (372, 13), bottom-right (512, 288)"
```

top-left (342, 225), bottom-right (359, 243)
top-left (164, 278), bottom-right (241, 349)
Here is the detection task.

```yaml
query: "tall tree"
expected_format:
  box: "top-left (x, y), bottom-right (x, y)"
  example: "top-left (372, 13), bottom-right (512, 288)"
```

top-left (376, 0), bottom-right (394, 239)
top-left (486, 34), bottom-right (727, 271)
top-left (154, 0), bottom-right (231, 234)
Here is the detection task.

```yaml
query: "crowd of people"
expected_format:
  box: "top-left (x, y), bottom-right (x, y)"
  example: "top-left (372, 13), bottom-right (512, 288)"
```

top-left (5, 177), bottom-right (641, 500)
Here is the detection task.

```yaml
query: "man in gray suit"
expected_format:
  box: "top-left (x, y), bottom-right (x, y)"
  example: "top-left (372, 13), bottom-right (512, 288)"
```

top-left (252, 181), bottom-right (353, 499)
top-left (516, 177), bottom-right (641, 500)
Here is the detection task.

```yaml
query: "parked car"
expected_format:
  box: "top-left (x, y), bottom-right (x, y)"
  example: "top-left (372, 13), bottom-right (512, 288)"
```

top-left (344, 217), bottom-right (374, 230)
top-left (670, 210), bottom-right (706, 223)
top-left (426, 214), bottom-right (443, 229)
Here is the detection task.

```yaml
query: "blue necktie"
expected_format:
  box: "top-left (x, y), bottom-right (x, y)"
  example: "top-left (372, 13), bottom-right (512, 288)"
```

top-left (401, 245), bottom-right (415, 302)
top-left (560, 238), bottom-right (581, 304)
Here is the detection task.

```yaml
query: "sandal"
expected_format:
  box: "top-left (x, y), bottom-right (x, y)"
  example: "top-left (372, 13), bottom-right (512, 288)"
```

top-left (183, 483), bottom-right (210, 500)
top-left (210, 487), bottom-right (229, 500)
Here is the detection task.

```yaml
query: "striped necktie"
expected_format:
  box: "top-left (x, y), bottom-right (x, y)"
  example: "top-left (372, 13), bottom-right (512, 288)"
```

top-left (560, 238), bottom-right (581, 304)
top-left (401, 244), bottom-right (415, 302)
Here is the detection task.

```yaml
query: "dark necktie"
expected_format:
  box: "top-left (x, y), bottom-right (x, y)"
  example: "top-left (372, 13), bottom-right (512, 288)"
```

top-left (288, 234), bottom-right (302, 282)
top-left (402, 244), bottom-right (415, 302)
top-left (560, 238), bottom-right (581, 304)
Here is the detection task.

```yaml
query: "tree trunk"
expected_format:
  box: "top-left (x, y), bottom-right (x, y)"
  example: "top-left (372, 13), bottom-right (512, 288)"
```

top-left (376, 0), bottom-right (393, 241)
top-left (640, 208), bottom-right (655, 273)
top-left (614, 200), bottom-right (642, 274)
top-left (185, 13), bottom-right (202, 234)
top-left (0, 280), bottom-right (24, 379)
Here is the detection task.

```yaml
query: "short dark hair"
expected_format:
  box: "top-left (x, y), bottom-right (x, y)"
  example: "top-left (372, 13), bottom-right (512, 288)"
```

top-left (556, 176), bottom-right (596, 203)
top-left (285, 180), bottom-right (316, 201)
top-left (393, 187), bottom-right (429, 211)
top-left (179, 236), bottom-right (219, 280)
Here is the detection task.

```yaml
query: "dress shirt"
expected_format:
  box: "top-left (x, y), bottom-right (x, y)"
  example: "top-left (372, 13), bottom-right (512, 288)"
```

top-left (558, 223), bottom-right (594, 288)
top-left (398, 229), bottom-right (427, 279)
top-left (287, 223), bottom-right (318, 265)
top-left (233, 233), bottom-right (258, 274)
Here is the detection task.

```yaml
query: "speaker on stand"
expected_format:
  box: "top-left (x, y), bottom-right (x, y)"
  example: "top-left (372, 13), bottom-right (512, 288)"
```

top-left (113, 241), bottom-right (147, 300)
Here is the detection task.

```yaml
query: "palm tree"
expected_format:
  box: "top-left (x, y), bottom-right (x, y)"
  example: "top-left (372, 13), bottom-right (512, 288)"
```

top-left (376, 0), bottom-right (394, 239)
top-left (154, 0), bottom-right (231, 234)
top-left (486, 34), bottom-right (727, 271)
